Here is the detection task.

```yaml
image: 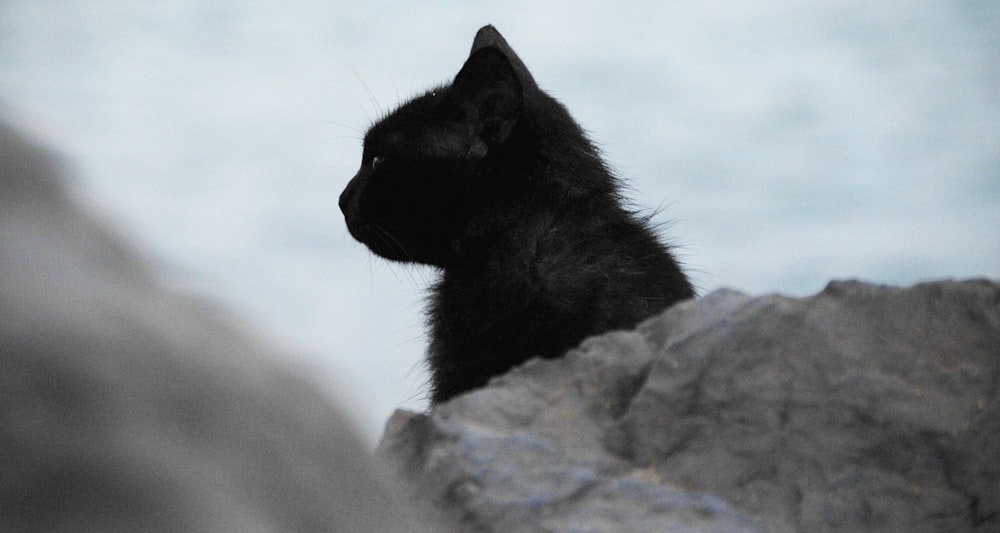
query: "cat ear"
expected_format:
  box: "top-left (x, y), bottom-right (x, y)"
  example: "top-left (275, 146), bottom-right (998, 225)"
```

top-left (470, 25), bottom-right (538, 90)
top-left (452, 47), bottom-right (523, 152)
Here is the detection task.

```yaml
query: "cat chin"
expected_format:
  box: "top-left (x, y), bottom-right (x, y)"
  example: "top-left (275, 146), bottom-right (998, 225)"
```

top-left (343, 222), bottom-right (401, 260)
top-left (346, 221), bottom-right (448, 266)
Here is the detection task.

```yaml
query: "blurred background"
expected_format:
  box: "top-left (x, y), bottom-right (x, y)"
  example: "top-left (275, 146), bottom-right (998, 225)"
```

top-left (2, 1), bottom-right (997, 443)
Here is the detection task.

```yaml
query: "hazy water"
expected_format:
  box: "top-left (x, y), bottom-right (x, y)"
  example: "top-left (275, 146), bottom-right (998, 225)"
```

top-left (2, 1), bottom-right (998, 441)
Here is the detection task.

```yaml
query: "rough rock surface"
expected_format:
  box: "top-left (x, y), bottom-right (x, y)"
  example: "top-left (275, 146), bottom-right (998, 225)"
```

top-left (379, 279), bottom-right (1000, 532)
top-left (1, 117), bottom-right (424, 532)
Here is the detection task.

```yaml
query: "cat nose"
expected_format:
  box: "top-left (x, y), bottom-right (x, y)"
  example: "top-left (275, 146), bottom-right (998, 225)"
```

top-left (338, 186), bottom-right (350, 214)
top-left (339, 175), bottom-right (359, 216)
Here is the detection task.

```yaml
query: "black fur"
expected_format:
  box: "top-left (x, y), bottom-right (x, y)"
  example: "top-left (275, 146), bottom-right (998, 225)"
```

top-left (340, 26), bottom-right (694, 403)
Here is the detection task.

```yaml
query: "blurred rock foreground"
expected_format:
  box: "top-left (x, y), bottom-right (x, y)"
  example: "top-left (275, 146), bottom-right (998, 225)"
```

top-left (0, 118), bottom-right (423, 532)
top-left (3, 116), bottom-right (998, 532)
top-left (380, 279), bottom-right (1000, 532)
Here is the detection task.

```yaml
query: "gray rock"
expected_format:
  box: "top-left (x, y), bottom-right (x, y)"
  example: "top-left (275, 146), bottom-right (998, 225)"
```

top-left (379, 280), bottom-right (1000, 532)
top-left (1, 117), bottom-right (424, 532)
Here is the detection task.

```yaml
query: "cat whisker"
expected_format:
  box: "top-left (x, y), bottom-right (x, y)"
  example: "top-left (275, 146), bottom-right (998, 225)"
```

top-left (372, 223), bottom-right (412, 261)
top-left (320, 119), bottom-right (366, 140)
top-left (349, 68), bottom-right (383, 122)
top-left (367, 249), bottom-right (376, 285)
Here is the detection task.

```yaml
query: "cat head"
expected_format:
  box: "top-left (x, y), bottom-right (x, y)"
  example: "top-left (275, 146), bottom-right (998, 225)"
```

top-left (339, 26), bottom-right (597, 267)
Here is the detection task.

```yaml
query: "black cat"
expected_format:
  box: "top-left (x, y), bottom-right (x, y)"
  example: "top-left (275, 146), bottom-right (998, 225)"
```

top-left (340, 25), bottom-right (694, 403)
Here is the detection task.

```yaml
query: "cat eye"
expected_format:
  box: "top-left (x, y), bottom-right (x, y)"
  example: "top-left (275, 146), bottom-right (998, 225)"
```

top-left (370, 156), bottom-right (385, 170)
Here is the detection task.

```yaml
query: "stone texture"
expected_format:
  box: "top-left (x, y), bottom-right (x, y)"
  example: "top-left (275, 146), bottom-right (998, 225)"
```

top-left (379, 280), bottom-right (1000, 532)
top-left (1, 117), bottom-right (424, 532)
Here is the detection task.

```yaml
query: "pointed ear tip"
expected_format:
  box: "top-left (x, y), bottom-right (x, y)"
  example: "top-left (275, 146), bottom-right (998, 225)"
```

top-left (476, 25), bottom-right (501, 38)
top-left (472, 25), bottom-right (504, 49)
top-left (466, 25), bottom-right (538, 90)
